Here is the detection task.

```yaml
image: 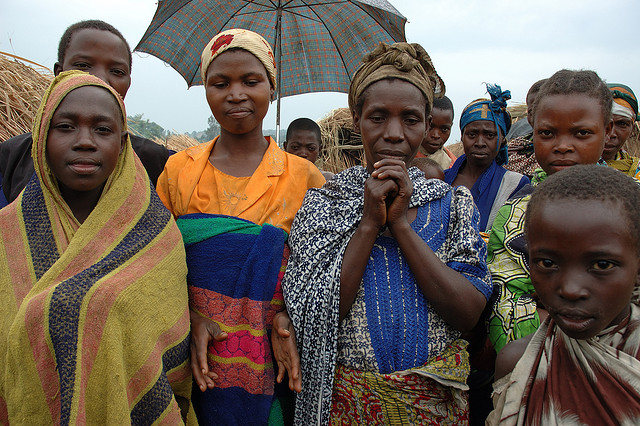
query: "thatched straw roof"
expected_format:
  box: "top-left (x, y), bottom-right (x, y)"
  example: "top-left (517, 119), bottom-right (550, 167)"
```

top-left (0, 52), bottom-right (201, 152)
top-left (0, 52), bottom-right (53, 142)
top-left (152, 134), bottom-right (200, 152)
top-left (317, 107), bottom-right (364, 173)
top-left (507, 102), bottom-right (527, 120)
top-left (447, 141), bottom-right (464, 158)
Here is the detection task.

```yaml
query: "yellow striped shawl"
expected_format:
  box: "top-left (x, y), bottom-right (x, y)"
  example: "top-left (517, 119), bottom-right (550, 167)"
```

top-left (0, 71), bottom-right (195, 424)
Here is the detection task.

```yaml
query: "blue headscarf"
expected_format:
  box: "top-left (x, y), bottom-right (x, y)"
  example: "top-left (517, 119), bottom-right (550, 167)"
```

top-left (459, 84), bottom-right (511, 165)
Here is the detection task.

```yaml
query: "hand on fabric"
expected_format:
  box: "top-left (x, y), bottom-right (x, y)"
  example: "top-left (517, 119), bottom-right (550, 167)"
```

top-left (189, 309), bottom-right (228, 392)
top-left (371, 159), bottom-right (413, 228)
top-left (272, 310), bottom-right (302, 392)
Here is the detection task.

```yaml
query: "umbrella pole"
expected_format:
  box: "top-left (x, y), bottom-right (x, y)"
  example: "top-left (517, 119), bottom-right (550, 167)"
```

top-left (275, 1), bottom-right (283, 146)
top-left (276, 92), bottom-right (281, 146)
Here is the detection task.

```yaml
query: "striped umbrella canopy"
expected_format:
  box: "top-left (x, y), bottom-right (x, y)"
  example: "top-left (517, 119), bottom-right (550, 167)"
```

top-left (135, 0), bottom-right (406, 132)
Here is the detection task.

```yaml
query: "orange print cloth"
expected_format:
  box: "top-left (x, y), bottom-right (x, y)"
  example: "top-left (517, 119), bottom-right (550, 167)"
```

top-left (156, 136), bottom-right (325, 232)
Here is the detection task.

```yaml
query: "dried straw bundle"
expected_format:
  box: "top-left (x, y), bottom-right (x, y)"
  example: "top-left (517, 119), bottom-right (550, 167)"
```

top-left (446, 141), bottom-right (464, 158)
top-left (622, 122), bottom-right (640, 157)
top-left (152, 134), bottom-right (200, 152)
top-left (317, 107), bottom-right (364, 173)
top-left (0, 52), bottom-right (53, 142)
top-left (507, 103), bottom-right (527, 121)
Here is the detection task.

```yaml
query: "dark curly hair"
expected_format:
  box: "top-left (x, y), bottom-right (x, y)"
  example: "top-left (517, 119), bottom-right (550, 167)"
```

top-left (531, 70), bottom-right (612, 125)
top-left (525, 165), bottom-right (640, 253)
top-left (286, 118), bottom-right (322, 145)
top-left (433, 95), bottom-right (454, 115)
top-left (527, 79), bottom-right (547, 102)
top-left (57, 20), bottom-right (132, 71)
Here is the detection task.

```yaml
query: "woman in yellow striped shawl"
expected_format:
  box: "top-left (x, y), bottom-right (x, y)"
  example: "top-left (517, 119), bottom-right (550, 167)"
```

top-left (603, 83), bottom-right (640, 178)
top-left (0, 71), bottom-right (196, 424)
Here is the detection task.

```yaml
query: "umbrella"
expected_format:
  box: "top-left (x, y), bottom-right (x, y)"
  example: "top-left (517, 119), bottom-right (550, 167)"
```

top-left (135, 0), bottom-right (407, 138)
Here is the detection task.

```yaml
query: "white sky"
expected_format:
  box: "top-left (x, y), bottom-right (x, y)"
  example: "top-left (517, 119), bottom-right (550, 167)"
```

top-left (2, 0), bottom-right (639, 143)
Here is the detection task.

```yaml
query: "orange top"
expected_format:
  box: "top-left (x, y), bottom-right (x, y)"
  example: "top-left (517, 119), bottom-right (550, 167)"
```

top-left (156, 136), bottom-right (325, 233)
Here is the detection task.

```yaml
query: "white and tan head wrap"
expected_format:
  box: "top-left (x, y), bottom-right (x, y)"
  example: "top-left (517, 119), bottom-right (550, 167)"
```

top-left (612, 102), bottom-right (635, 120)
top-left (348, 42), bottom-right (445, 112)
top-left (200, 28), bottom-right (277, 91)
top-left (608, 83), bottom-right (639, 121)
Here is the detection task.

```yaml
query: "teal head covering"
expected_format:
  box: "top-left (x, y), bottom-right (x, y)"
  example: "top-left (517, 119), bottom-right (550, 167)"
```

top-left (460, 84), bottom-right (511, 165)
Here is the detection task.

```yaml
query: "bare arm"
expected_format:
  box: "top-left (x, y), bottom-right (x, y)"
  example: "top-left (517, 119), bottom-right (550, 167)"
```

top-left (339, 220), bottom-right (380, 321)
top-left (339, 164), bottom-right (400, 321)
top-left (494, 333), bottom-right (533, 380)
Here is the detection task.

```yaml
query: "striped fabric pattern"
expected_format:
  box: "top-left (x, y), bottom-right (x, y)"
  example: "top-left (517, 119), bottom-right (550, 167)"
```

top-left (135, 0), bottom-right (406, 97)
top-left (0, 72), bottom-right (194, 425)
top-left (176, 214), bottom-right (288, 425)
top-left (489, 306), bottom-right (640, 425)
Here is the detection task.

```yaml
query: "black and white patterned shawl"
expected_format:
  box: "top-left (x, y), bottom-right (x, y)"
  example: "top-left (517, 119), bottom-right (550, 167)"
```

top-left (282, 166), bottom-right (457, 425)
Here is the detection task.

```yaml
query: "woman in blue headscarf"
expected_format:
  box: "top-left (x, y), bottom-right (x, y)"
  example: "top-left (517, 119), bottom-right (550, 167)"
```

top-left (444, 84), bottom-right (529, 235)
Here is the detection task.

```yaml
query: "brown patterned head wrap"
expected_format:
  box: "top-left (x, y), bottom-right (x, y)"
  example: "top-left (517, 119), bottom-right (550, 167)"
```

top-left (348, 42), bottom-right (445, 112)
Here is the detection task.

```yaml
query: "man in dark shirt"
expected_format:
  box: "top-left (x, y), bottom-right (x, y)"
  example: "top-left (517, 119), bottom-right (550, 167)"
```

top-left (0, 20), bottom-right (170, 206)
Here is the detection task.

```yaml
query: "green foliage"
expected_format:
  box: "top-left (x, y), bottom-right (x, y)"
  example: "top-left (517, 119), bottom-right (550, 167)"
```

top-left (127, 114), bottom-right (167, 140)
top-left (201, 116), bottom-right (220, 142)
top-left (125, 114), bottom-right (285, 144)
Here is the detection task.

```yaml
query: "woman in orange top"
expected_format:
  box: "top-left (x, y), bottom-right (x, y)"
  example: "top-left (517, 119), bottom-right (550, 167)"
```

top-left (156, 29), bottom-right (324, 425)
top-left (157, 134), bottom-right (322, 233)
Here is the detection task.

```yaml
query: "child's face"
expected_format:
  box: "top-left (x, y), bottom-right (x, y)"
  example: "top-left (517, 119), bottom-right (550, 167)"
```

top-left (602, 114), bottom-right (634, 161)
top-left (46, 86), bottom-right (125, 202)
top-left (533, 94), bottom-right (611, 175)
top-left (528, 199), bottom-right (640, 340)
top-left (353, 79), bottom-right (427, 174)
top-left (422, 108), bottom-right (453, 154)
top-left (55, 29), bottom-right (131, 99)
top-left (461, 120), bottom-right (499, 169)
top-left (205, 50), bottom-right (273, 135)
top-left (284, 129), bottom-right (320, 163)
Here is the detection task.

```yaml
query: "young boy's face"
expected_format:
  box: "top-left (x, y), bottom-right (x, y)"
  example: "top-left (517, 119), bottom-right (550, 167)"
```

top-left (528, 198), bottom-right (640, 340)
top-left (205, 50), bottom-right (273, 135)
top-left (422, 108), bottom-right (453, 154)
top-left (284, 129), bottom-right (320, 163)
top-left (55, 29), bottom-right (131, 99)
top-left (46, 86), bottom-right (125, 202)
top-left (533, 94), bottom-right (611, 175)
